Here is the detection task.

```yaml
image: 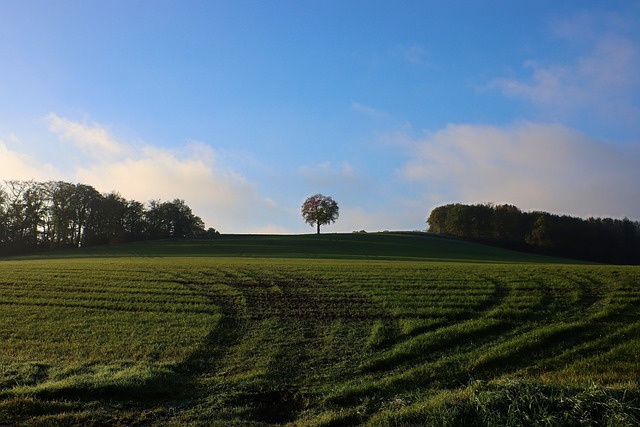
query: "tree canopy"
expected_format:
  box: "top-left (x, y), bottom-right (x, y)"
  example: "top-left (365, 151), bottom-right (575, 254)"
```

top-left (0, 180), bottom-right (211, 256)
top-left (427, 203), bottom-right (640, 264)
top-left (301, 194), bottom-right (339, 234)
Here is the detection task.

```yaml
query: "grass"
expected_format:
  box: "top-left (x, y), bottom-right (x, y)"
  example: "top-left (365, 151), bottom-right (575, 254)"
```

top-left (19, 232), bottom-right (578, 263)
top-left (0, 233), bottom-right (638, 426)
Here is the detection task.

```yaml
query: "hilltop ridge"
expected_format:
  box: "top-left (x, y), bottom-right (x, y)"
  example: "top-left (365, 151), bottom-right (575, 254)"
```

top-left (17, 232), bottom-right (583, 264)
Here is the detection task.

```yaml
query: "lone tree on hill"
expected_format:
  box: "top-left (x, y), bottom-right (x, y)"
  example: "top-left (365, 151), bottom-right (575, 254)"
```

top-left (301, 194), bottom-right (339, 234)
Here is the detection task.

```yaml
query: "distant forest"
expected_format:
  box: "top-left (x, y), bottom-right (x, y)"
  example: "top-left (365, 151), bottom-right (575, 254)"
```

top-left (0, 180), bottom-right (215, 256)
top-left (428, 203), bottom-right (640, 264)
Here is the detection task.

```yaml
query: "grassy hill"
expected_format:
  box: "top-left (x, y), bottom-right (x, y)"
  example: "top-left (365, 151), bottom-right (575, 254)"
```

top-left (24, 232), bottom-right (579, 263)
top-left (1, 234), bottom-right (639, 426)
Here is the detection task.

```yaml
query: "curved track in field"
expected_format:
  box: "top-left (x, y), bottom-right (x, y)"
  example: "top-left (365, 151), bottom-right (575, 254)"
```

top-left (1, 260), bottom-right (639, 426)
top-left (159, 262), bottom-right (640, 425)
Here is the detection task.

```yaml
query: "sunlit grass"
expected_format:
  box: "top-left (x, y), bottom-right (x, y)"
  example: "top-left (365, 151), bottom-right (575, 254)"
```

top-left (0, 235), bottom-right (638, 425)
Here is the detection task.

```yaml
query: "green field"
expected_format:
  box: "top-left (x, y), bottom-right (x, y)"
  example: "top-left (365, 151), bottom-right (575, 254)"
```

top-left (1, 233), bottom-right (639, 426)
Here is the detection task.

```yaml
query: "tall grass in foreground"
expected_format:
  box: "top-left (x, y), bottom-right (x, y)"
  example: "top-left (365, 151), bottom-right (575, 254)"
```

top-left (369, 381), bottom-right (640, 426)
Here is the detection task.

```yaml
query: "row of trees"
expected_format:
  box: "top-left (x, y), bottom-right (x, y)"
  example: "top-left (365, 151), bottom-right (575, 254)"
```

top-left (0, 180), bottom-right (213, 256)
top-left (427, 203), bottom-right (640, 264)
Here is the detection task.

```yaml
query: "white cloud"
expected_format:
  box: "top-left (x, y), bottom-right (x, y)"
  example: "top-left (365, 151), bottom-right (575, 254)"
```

top-left (400, 121), bottom-right (640, 220)
top-left (0, 138), bottom-right (59, 181)
top-left (492, 16), bottom-right (640, 126)
top-left (74, 144), bottom-right (272, 231)
top-left (74, 145), bottom-right (280, 233)
top-left (495, 60), bottom-right (584, 107)
top-left (0, 114), bottom-right (290, 233)
top-left (45, 113), bottom-right (128, 159)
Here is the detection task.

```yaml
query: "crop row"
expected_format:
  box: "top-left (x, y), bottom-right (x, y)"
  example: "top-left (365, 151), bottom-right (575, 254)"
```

top-left (1, 258), bottom-right (639, 425)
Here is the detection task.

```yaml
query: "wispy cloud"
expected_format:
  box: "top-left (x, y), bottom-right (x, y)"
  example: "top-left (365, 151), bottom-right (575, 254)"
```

top-left (492, 14), bottom-right (640, 126)
top-left (400, 121), bottom-right (640, 220)
top-left (45, 113), bottom-right (128, 158)
top-left (351, 101), bottom-right (389, 119)
top-left (400, 43), bottom-right (427, 65)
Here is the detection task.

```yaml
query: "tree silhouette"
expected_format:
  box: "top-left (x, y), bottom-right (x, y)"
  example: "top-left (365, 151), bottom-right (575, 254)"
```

top-left (0, 180), bottom-right (208, 256)
top-left (301, 194), bottom-right (339, 234)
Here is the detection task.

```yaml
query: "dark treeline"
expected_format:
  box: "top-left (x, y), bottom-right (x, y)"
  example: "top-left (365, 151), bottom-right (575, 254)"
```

top-left (0, 180), bottom-right (216, 256)
top-left (427, 203), bottom-right (640, 264)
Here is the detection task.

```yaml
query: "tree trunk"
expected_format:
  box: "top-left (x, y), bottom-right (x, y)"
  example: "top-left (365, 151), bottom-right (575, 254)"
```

top-left (317, 221), bottom-right (320, 234)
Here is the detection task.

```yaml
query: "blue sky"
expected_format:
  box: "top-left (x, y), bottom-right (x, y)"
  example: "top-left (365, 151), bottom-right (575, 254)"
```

top-left (1, 1), bottom-right (639, 233)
